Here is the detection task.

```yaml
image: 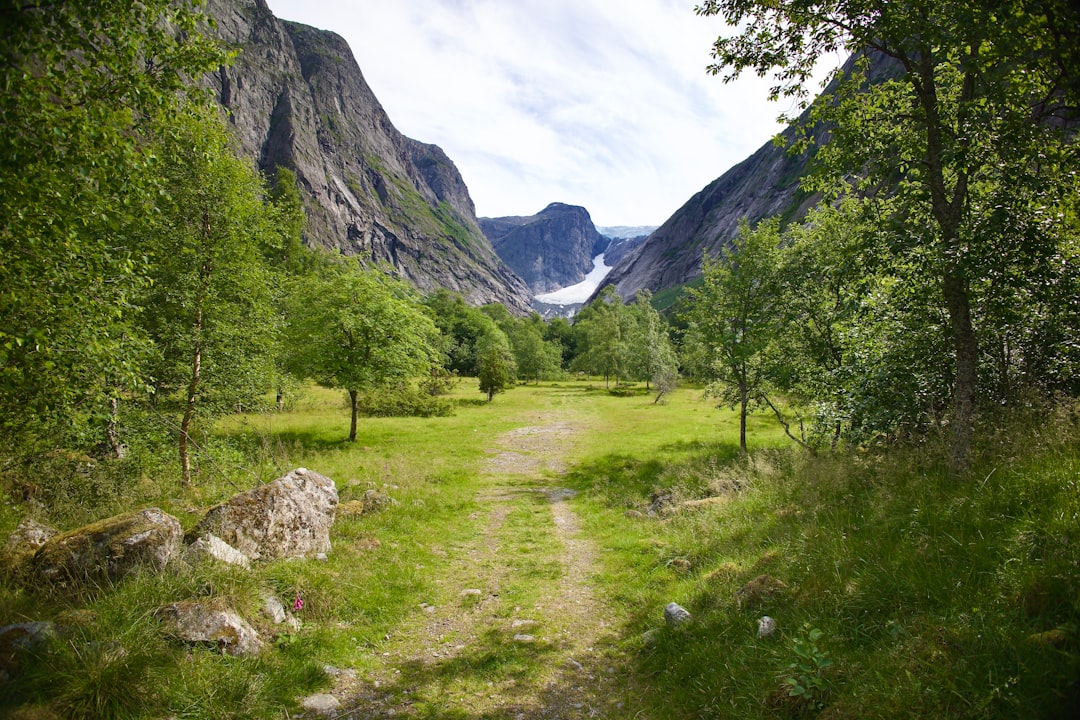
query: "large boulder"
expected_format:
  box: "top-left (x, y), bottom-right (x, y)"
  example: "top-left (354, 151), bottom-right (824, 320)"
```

top-left (31, 508), bottom-right (182, 586)
top-left (192, 468), bottom-right (337, 561)
top-left (156, 599), bottom-right (263, 656)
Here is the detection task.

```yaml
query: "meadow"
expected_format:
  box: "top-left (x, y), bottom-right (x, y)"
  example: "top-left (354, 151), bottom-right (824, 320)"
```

top-left (1, 380), bottom-right (1077, 719)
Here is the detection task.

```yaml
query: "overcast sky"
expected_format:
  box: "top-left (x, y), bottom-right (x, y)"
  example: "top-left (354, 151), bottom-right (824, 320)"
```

top-left (263, 0), bottom-right (836, 227)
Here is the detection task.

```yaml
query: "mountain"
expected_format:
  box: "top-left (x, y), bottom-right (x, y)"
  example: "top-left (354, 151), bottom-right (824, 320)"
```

top-left (203, 0), bottom-right (532, 313)
top-left (480, 203), bottom-right (608, 295)
top-left (598, 52), bottom-right (900, 307)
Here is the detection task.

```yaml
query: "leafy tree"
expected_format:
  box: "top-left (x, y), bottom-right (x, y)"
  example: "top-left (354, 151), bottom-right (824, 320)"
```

top-left (684, 219), bottom-right (782, 452)
top-left (476, 329), bottom-right (517, 402)
top-left (627, 290), bottom-right (679, 392)
top-left (138, 108), bottom-right (280, 485)
top-left (284, 265), bottom-right (440, 442)
top-left (0, 0), bottom-right (223, 447)
top-left (424, 290), bottom-right (503, 376)
top-left (507, 318), bottom-right (562, 384)
top-left (696, 0), bottom-right (1080, 470)
top-left (572, 286), bottom-right (633, 387)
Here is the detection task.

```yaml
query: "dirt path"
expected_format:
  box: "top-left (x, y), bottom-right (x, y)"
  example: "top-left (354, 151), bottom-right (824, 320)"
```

top-left (330, 414), bottom-right (629, 719)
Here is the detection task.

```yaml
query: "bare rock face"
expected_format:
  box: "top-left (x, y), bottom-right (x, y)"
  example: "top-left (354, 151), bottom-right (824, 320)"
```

top-left (481, 203), bottom-right (607, 294)
top-left (1, 518), bottom-right (56, 576)
top-left (156, 599), bottom-right (263, 656)
top-left (31, 508), bottom-right (182, 586)
top-left (202, 0), bottom-right (531, 312)
top-left (192, 468), bottom-right (337, 560)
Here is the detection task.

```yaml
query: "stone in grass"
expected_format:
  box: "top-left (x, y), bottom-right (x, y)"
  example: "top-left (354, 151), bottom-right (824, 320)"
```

top-left (736, 575), bottom-right (789, 609)
top-left (193, 468), bottom-right (337, 561)
top-left (757, 616), bottom-right (777, 638)
top-left (156, 598), bottom-right (264, 656)
top-left (513, 634), bottom-right (536, 643)
top-left (664, 602), bottom-right (692, 628)
top-left (1, 518), bottom-right (56, 576)
top-left (301, 693), bottom-right (341, 716)
top-left (32, 507), bottom-right (182, 587)
top-left (0, 621), bottom-right (56, 680)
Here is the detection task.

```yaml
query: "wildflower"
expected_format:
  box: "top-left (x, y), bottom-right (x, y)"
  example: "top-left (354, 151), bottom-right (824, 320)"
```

top-left (293, 593), bottom-right (304, 612)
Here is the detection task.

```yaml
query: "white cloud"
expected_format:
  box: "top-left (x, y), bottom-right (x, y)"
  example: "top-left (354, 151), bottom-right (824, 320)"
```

top-left (263, 0), bottom-right (835, 227)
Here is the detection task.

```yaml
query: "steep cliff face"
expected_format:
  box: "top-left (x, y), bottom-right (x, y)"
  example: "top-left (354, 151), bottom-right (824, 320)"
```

top-left (599, 52), bottom-right (899, 304)
top-left (480, 203), bottom-right (607, 295)
top-left (598, 122), bottom-right (818, 303)
top-left (203, 0), bottom-right (532, 312)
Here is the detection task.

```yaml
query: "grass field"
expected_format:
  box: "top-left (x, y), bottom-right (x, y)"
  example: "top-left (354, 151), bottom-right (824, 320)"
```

top-left (1, 380), bottom-right (1077, 718)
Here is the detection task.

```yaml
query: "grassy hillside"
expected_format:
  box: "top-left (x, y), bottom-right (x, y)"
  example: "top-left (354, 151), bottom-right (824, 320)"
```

top-left (0, 382), bottom-right (1076, 718)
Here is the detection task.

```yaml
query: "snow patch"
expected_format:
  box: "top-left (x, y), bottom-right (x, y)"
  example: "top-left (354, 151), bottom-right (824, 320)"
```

top-left (534, 255), bottom-right (613, 305)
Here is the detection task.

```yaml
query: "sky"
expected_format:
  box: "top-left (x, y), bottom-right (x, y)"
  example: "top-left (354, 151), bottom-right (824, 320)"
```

top-left (263, 0), bottom-right (836, 228)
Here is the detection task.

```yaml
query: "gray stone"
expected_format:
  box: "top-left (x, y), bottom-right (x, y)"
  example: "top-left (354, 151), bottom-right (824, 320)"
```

top-left (0, 621), bottom-right (56, 679)
top-left (32, 508), bottom-right (182, 586)
top-left (156, 599), bottom-right (263, 656)
top-left (262, 594), bottom-right (287, 625)
top-left (664, 602), bottom-right (692, 628)
top-left (757, 615), bottom-right (777, 638)
top-left (301, 693), bottom-right (341, 715)
top-left (1, 517), bottom-right (56, 575)
top-left (193, 468), bottom-right (337, 561)
top-left (186, 534), bottom-right (251, 568)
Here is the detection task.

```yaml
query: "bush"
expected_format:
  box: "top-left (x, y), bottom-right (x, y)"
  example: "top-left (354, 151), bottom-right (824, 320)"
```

top-left (353, 385), bottom-right (454, 418)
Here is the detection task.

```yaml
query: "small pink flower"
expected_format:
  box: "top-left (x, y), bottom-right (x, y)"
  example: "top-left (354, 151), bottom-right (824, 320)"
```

top-left (293, 593), bottom-right (304, 612)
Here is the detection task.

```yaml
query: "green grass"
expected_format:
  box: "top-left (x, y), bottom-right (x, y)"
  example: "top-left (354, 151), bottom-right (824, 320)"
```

top-left (1, 381), bottom-right (1077, 718)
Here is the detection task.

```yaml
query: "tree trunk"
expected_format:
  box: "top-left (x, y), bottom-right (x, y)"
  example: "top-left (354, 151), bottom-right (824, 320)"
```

top-left (739, 383), bottom-right (748, 453)
top-left (105, 396), bottom-right (125, 459)
top-left (944, 271), bottom-right (978, 473)
top-left (180, 332), bottom-right (202, 487)
top-left (348, 389), bottom-right (358, 442)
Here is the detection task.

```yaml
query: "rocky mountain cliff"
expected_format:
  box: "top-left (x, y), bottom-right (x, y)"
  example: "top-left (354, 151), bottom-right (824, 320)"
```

top-left (203, 0), bottom-right (532, 312)
top-left (598, 52), bottom-right (899, 306)
top-left (480, 203), bottom-right (608, 295)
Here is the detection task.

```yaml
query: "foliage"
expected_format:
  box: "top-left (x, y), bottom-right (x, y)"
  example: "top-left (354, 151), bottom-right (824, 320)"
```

top-left (476, 329), bottom-right (517, 402)
top-left (696, 0), bottom-right (1080, 471)
top-left (0, 0), bottom-right (224, 448)
top-left (353, 383), bottom-right (454, 418)
top-left (138, 107), bottom-right (282, 483)
top-left (683, 219), bottom-right (783, 451)
top-left (284, 264), bottom-right (440, 441)
top-left (782, 625), bottom-right (834, 706)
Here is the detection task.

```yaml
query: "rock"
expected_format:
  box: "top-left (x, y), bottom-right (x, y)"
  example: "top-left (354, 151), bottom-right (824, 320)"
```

top-left (192, 468), bottom-right (337, 561)
top-left (360, 489), bottom-right (396, 515)
top-left (736, 575), bottom-right (789, 609)
top-left (200, 0), bottom-right (532, 313)
top-left (623, 509), bottom-right (645, 519)
top-left (32, 508), bottom-right (182, 586)
top-left (669, 558), bottom-right (692, 573)
top-left (482, 203), bottom-right (605, 295)
top-left (156, 599), bottom-right (263, 656)
top-left (664, 602), bottom-right (692, 628)
top-left (512, 634), bottom-right (536, 643)
top-left (1, 518), bottom-right (56, 576)
top-left (301, 693), bottom-right (341, 715)
top-left (262, 594), bottom-right (287, 624)
top-left (647, 490), bottom-right (676, 517)
top-left (641, 628), bottom-right (660, 646)
top-left (460, 588), bottom-right (483, 598)
top-left (185, 534), bottom-right (251, 569)
top-left (0, 622), bottom-right (55, 679)
top-left (757, 616), bottom-right (777, 638)
top-left (511, 619), bottom-right (537, 629)
top-left (1027, 627), bottom-right (1070, 648)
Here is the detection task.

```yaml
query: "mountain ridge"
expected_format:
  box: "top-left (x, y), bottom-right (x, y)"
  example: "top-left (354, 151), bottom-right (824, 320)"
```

top-left (203, 0), bottom-right (533, 313)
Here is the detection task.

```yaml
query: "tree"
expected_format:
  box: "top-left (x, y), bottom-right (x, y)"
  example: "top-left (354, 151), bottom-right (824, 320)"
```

top-left (476, 329), bottom-right (517, 402)
top-left (506, 318), bottom-right (562, 384)
top-left (696, 0), bottom-right (1080, 470)
top-left (627, 290), bottom-right (679, 393)
top-left (685, 219), bottom-right (782, 452)
top-left (284, 265), bottom-right (440, 442)
top-left (572, 286), bottom-right (633, 387)
top-left (139, 108), bottom-right (281, 485)
top-left (0, 0), bottom-right (223, 447)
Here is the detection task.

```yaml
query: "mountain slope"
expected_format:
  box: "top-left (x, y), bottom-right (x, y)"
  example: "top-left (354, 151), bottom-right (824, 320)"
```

top-left (204, 0), bottom-right (532, 312)
top-left (598, 52), bottom-right (899, 305)
top-left (481, 203), bottom-right (607, 294)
